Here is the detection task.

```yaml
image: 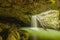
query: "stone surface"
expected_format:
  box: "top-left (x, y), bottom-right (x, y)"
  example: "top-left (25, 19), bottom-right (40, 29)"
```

top-left (36, 10), bottom-right (60, 30)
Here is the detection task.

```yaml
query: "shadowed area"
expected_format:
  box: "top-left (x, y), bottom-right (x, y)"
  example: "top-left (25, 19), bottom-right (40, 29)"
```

top-left (0, 15), bottom-right (30, 27)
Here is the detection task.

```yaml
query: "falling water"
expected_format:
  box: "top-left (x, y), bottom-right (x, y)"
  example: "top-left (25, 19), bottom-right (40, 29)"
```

top-left (31, 14), bottom-right (45, 29)
top-left (31, 15), bottom-right (37, 27)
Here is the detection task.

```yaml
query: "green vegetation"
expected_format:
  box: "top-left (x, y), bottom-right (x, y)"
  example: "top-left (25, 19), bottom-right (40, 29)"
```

top-left (20, 28), bottom-right (60, 40)
top-left (0, 0), bottom-right (60, 40)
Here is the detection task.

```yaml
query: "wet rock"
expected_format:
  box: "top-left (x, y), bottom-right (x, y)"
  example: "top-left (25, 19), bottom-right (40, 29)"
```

top-left (34, 10), bottom-right (60, 30)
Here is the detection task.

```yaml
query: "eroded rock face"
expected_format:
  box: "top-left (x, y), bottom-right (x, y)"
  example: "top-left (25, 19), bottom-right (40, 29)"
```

top-left (35, 10), bottom-right (60, 30)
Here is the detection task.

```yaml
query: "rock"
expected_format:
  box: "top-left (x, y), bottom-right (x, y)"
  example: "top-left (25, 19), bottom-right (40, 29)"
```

top-left (34, 10), bottom-right (60, 30)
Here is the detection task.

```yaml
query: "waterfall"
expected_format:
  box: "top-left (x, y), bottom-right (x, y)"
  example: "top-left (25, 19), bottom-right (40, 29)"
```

top-left (31, 15), bottom-right (45, 29)
top-left (31, 15), bottom-right (37, 27)
top-left (31, 15), bottom-right (38, 31)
